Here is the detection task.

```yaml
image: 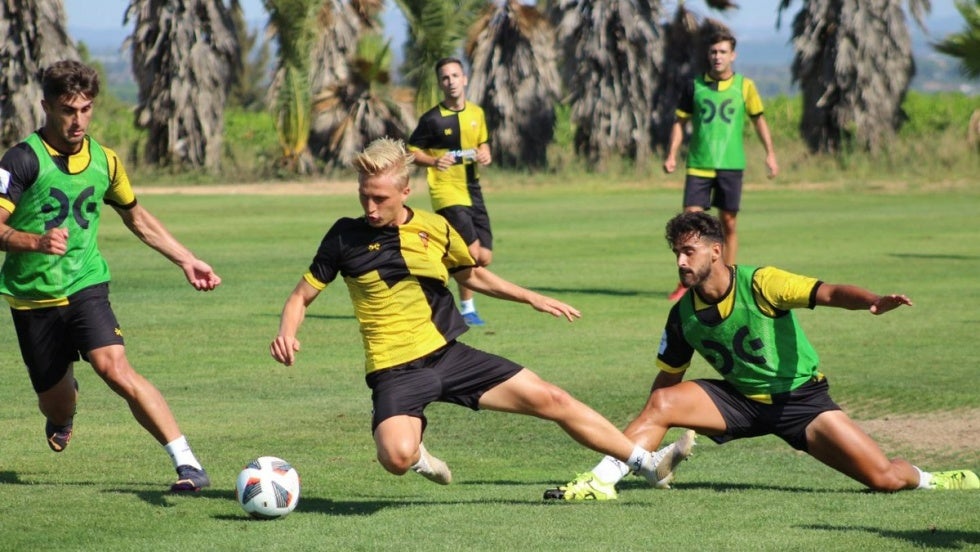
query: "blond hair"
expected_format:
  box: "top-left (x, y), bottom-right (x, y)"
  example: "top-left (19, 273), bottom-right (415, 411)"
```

top-left (352, 137), bottom-right (415, 188)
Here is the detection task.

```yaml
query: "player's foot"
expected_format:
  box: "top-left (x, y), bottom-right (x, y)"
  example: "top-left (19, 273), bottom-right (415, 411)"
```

top-left (45, 418), bottom-right (74, 452)
top-left (929, 470), bottom-right (979, 490)
top-left (45, 378), bottom-right (79, 452)
top-left (413, 443), bottom-right (452, 485)
top-left (171, 465), bottom-right (211, 492)
top-left (461, 311), bottom-right (486, 326)
top-left (543, 472), bottom-right (618, 501)
top-left (653, 429), bottom-right (697, 489)
top-left (667, 282), bottom-right (688, 302)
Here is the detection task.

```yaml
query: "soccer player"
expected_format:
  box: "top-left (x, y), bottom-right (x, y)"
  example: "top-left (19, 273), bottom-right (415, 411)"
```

top-left (663, 30), bottom-right (778, 301)
top-left (0, 60), bottom-right (220, 491)
top-left (407, 58), bottom-right (493, 326)
top-left (545, 211), bottom-right (978, 500)
top-left (269, 137), bottom-right (686, 493)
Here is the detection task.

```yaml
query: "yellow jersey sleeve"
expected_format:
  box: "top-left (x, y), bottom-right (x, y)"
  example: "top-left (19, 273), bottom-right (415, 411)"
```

top-left (752, 266), bottom-right (819, 314)
top-left (742, 77), bottom-right (765, 117)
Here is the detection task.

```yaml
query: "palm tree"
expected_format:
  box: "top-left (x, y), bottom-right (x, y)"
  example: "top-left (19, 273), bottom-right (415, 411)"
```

top-left (549, 0), bottom-right (666, 168)
top-left (265, 0), bottom-right (319, 174)
top-left (777, 0), bottom-right (930, 153)
top-left (933, 0), bottom-right (980, 149)
top-left (0, 0), bottom-right (79, 148)
top-left (465, 0), bottom-right (560, 168)
top-left (125, 0), bottom-right (240, 171)
top-left (228, 4), bottom-right (272, 111)
top-left (393, 0), bottom-right (486, 115)
top-left (308, 0), bottom-right (416, 170)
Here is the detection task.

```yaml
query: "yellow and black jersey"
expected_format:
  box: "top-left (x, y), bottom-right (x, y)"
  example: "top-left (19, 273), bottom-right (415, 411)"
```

top-left (407, 101), bottom-right (488, 210)
top-left (304, 208), bottom-right (476, 373)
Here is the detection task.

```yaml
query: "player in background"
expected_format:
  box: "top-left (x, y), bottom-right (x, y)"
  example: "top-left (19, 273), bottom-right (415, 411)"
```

top-left (545, 211), bottom-right (978, 500)
top-left (270, 138), bottom-right (690, 495)
top-left (663, 30), bottom-right (778, 302)
top-left (0, 60), bottom-right (220, 491)
top-left (407, 58), bottom-right (493, 326)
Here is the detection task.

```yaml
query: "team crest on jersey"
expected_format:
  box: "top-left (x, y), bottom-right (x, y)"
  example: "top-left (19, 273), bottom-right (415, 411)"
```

top-left (443, 128), bottom-right (453, 136)
top-left (368, 242), bottom-right (381, 251)
top-left (0, 168), bottom-right (10, 194)
top-left (418, 231), bottom-right (430, 250)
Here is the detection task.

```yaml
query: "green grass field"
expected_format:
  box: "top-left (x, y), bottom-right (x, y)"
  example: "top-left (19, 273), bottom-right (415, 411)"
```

top-left (0, 180), bottom-right (977, 551)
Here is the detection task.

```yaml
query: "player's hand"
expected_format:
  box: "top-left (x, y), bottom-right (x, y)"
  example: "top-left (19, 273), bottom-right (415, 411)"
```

top-left (270, 335), bottom-right (301, 366)
top-left (183, 259), bottom-right (222, 291)
top-left (434, 153), bottom-right (455, 171)
top-left (38, 227), bottom-right (69, 255)
top-left (766, 154), bottom-right (779, 179)
top-left (663, 157), bottom-right (677, 174)
top-left (870, 294), bottom-right (912, 315)
top-left (530, 295), bottom-right (581, 322)
top-left (475, 149), bottom-right (492, 166)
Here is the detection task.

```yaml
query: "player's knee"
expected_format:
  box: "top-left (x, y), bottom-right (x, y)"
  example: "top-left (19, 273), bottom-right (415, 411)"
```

top-left (864, 462), bottom-right (913, 492)
top-left (376, 443), bottom-right (416, 475)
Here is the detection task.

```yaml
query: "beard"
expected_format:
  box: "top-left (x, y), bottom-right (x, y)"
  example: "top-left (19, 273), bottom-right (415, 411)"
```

top-left (678, 263), bottom-right (711, 288)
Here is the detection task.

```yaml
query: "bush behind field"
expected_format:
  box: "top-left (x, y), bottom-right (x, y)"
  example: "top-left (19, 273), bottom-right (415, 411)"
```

top-left (94, 92), bottom-right (977, 187)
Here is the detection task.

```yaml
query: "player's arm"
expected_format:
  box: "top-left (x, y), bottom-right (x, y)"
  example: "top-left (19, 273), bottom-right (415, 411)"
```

top-left (113, 203), bottom-right (221, 291)
top-left (662, 113), bottom-right (688, 174)
top-left (814, 283), bottom-right (912, 315)
top-left (453, 266), bottom-right (580, 322)
top-left (744, 78), bottom-right (778, 178)
top-left (474, 142), bottom-right (492, 166)
top-left (652, 306), bottom-right (693, 392)
top-left (750, 114), bottom-right (778, 178)
top-left (0, 208), bottom-right (68, 254)
top-left (407, 119), bottom-right (455, 171)
top-left (270, 277), bottom-right (322, 366)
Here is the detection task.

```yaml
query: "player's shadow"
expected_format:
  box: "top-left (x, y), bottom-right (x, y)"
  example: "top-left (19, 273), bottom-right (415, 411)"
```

top-left (530, 286), bottom-right (647, 298)
top-left (800, 523), bottom-right (980, 549)
top-left (617, 479), bottom-right (861, 494)
top-left (888, 253), bottom-right (980, 261)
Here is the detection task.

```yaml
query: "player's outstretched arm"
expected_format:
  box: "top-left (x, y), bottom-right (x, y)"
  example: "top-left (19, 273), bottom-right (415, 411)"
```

top-left (113, 204), bottom-right (221, 291)
top-left (815, 283), bottom-right (912, 315)
top-left (270, 279), bottom-right (321, 366)
top-left (455, 266), bottom-right (581, 322)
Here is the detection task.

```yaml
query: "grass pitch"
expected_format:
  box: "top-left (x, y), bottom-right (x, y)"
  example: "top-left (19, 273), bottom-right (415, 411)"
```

top-left (0, 180), bottom-right (977, 551)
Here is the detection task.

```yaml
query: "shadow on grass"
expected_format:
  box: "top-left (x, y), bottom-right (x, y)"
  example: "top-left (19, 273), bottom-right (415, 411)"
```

top-left (800, 523), bottom-right (980, 549)
top-left (888, 253), bottom-right (980, 261)
top-left (617, 479), bottom-right (861, 494)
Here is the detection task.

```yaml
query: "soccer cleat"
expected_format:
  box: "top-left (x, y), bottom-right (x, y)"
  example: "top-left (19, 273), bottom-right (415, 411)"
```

top-left (45, 378), bottom-right (78, 453)
top-left (667, 282), bottom-right (688, 302)
top-left (929, 470), bottom-right (979, 490)
top-left (171, 465), bottom-right (211, 492)
top-left (636, 429), bottom-right (697, 489)
top-left (461, 311), bottom-right (486, 326)
top-left (543, 472), bottom-right (618, 501)
top-left (413, 443), bottom-right (452, 485)
top-left (45, 419), bottom-right (74, 452)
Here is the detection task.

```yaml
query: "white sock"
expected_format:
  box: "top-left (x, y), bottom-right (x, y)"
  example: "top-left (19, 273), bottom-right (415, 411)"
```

top-left (412, 443), bottom-right (433, 473)
top-left (164, 436), bottom-right (202, 470)
top-left (914, 466), bottom-right (933, 489)
top-left (592, 456), bottom-right (630, 484)
top-left (460, 299), bottom-right (476, 314)
top-left (626, 445), bottom-right (651, 474)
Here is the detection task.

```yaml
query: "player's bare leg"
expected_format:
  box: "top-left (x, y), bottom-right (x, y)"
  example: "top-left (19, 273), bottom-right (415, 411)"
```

top-left (718, 209), bottom-right (738, 265)
top-left (87, 344), bottom-right (209, 491)
top-left (374, 414), bottom-right (451, 484)
top-left (805, 410), bottom-right (920, 491)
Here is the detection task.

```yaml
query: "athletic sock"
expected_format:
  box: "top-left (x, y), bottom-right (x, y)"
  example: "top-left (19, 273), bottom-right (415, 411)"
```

top-left (164, 436), bottom-right (203, 470)
top-left (592, 455), bottom-right (630, 484)
top-left (460, 298), bottom-right (476, 314)
top-left (914, 466), bottom-right (933, 489)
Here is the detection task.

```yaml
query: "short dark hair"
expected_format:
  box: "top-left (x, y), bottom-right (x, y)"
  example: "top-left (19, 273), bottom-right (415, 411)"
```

top-left (665, 211), bottom-right (725, 248)
top-left (434, 57), bottom-right (464, 75)
top-left (707, 30), bottom-right (737, 51)
top-left (41, 60), bottom-right (100, 102)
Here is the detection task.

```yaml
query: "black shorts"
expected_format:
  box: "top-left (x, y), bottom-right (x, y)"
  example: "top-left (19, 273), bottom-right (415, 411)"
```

top-left (364, 340), bottom-right (522, 432)
top-left (694, 376), bottom-right (841, 451)
top-left (437, 182), bottom-right (493, 250)
top-left (683, 170), bottom-right (744, 213)
top-left (10, 283), bottom-right (124, 393)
